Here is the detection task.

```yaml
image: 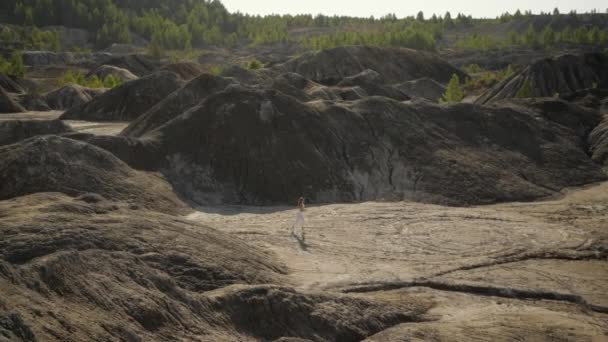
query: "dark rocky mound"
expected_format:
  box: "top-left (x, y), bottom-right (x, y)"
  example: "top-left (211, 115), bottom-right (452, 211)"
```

top-left (206, 284), bottom-right (425, 341)
top-left (17, 93), bottom-right (51, 111)
top-left (0, 192), bottom-right (293, 341)
top-left (394, 77), bottom-right (446, 101)
top-left (86, 64), bottom-right (138, 82)
top-left (0, 73), bottom-right (24, 94)
top-left (0, 120), bottom-right (73, 146)
top-left (0, 135), bottom-right (186, 214)
top-left (121, 86), bottom-right (605, 205)
top-left (45, 84), bottom-right (105, 110)
top-left (21, 51), bottom-right (76, 66)
top-left (60, 71), bottom-right (184, 121)
top-left (476, 53), bottom-right (608, 104)
top-left (274, 45), bottom-right (465, 85)
top-left (590, 114), bottom-right (608, 169)
top-left (160, 62), bottom-right (204, 80)
top-left (336, 69), bottom-right (409, 101)
top-left (103, 54), bottom-right (158, 76)
top-left (0, 86), bottom-right (25, 113)
top-left (121, 73), bottom-right (235, 137)
top-left (221, 65), bottom-right (274, 85)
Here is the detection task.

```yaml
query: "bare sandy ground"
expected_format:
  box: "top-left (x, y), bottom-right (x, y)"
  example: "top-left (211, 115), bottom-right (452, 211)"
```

top-left (188, 182), bottom-right (608, 340)
top-left (0, 111), bottom-right (128, 135)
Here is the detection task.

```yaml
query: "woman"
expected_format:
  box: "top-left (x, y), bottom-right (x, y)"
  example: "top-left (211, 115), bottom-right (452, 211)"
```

top-left (292, 197), bottom-right (306, 241)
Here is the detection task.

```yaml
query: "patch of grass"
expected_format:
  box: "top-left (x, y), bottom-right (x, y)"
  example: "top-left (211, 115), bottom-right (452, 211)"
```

top-left (463, 65), bottom-right (514, 93)
top-left (56, 70), bottom-right (122, 89)
top-left (207, 65), bottom-right (224, 76)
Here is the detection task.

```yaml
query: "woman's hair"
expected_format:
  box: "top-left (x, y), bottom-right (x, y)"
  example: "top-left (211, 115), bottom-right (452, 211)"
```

top-left (297, 197), bottom-right (305, 206)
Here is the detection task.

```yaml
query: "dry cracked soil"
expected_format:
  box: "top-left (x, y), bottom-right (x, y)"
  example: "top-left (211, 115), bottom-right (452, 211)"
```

top-left (188, 181), bottom-right (608, 341)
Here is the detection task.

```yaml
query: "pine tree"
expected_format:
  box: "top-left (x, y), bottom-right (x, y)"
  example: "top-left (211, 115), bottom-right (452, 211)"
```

top-left (416, 11), bottom-right (424, 21)
top-left (148, 33), bottom-right (163, 59)
top-left (440, 74), bottom-right (464, 103)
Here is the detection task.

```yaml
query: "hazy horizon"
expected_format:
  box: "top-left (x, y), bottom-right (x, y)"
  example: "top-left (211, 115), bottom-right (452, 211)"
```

top-left (221, 0), bottom-right (607, 18)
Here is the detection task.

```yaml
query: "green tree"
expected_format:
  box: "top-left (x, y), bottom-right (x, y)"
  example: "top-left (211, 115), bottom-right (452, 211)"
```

top-left (443, 11), bottom-right (454, 28)
top-left (541, 26), bottom-right (556, 47)
top-left (148, 32), bottom-right (163, 59)
top-left (516, 79), bottom-right (533, 98)
top-left (440, 74), bottom-right (464, 103)
top-left (416, 11), bottom-right (424, 21)
top-left (523, 25), bottom-right (540, 49)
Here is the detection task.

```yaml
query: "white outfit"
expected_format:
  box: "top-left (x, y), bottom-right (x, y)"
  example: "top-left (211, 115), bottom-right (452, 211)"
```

top-left (292, 210), bottom-right (305, 238)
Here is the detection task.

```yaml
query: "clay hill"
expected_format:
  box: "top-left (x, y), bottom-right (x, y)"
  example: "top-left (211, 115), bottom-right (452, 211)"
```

top-left (476, 53), bottom-right (608, 104)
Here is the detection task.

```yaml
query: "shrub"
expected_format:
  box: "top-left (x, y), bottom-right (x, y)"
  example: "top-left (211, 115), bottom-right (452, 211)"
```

top-left (515, 79), bottom-right (533, 98)
top-left (440, 74), bottom-right (464, 103)
top-left (0, 51), bottom-right (26, 78)
top-left (245, 59), bottom-right (264, 70)
top-left (207, 65), bottom-right (223, 75)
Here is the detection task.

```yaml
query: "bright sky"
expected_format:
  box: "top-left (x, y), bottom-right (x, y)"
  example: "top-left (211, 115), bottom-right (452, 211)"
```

top-left (220, 0), bottom-right (607, 18)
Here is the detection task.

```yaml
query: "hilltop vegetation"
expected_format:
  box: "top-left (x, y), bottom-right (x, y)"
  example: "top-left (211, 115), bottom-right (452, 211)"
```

top-left (1, 0), bottom-right (607, 53)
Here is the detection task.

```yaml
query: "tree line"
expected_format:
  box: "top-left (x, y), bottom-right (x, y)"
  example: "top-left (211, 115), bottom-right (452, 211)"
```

top-left (2, 0), bottom-right (607, 52)
top-left (455, 25), bottom-right (608, 50)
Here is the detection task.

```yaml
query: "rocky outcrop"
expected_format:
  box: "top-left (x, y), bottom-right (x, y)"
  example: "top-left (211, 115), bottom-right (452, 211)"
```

top-left (60, 71), bottom-right (184, 121)
top-left (0, 120), bottom-right (73, 146)
top-left (476, 53), bottom-right (608, 104)
top-left (45, 84), bottom-right (105, 110)
top-left (0, 135), bottom-right (186, 214)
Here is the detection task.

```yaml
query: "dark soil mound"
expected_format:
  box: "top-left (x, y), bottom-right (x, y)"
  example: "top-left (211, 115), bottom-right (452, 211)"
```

top-left (123, 87), bottom-right (604, 205)
top-left (0, 73), bottom-right (24, 94)
top-left (274, 45), bottom-right (465, 85)
top-left (0, 86), bottom-right (25, 113)
top-left (0, 120), bottom-right (73, 146)
top-left (0, 192), bottom-right (289, 341)
top-left (45, 84), bottom-right (105, 110)
top-left (207, 285), bottom-right (426, 341)
top-left (17, 93), bottom-right (51, 111)
top-left (121, 73), bottom-right (234, 137)
top-left (476, 53), bottom-right (608, 104)
top-left (160, 62), bottom-right (204, 80)
top-left (86, 64), bottom-right (138, 82)
top-left (60, 71), bottom-right (184, 121)
top-left (394, 77), bottom-right (446, 101)
top-left (102, 54), bottom-right (158, 76)
top-left (590, 115), bottom-right (608, 169)
top-left (0, 135), bottom-right (186, 213)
